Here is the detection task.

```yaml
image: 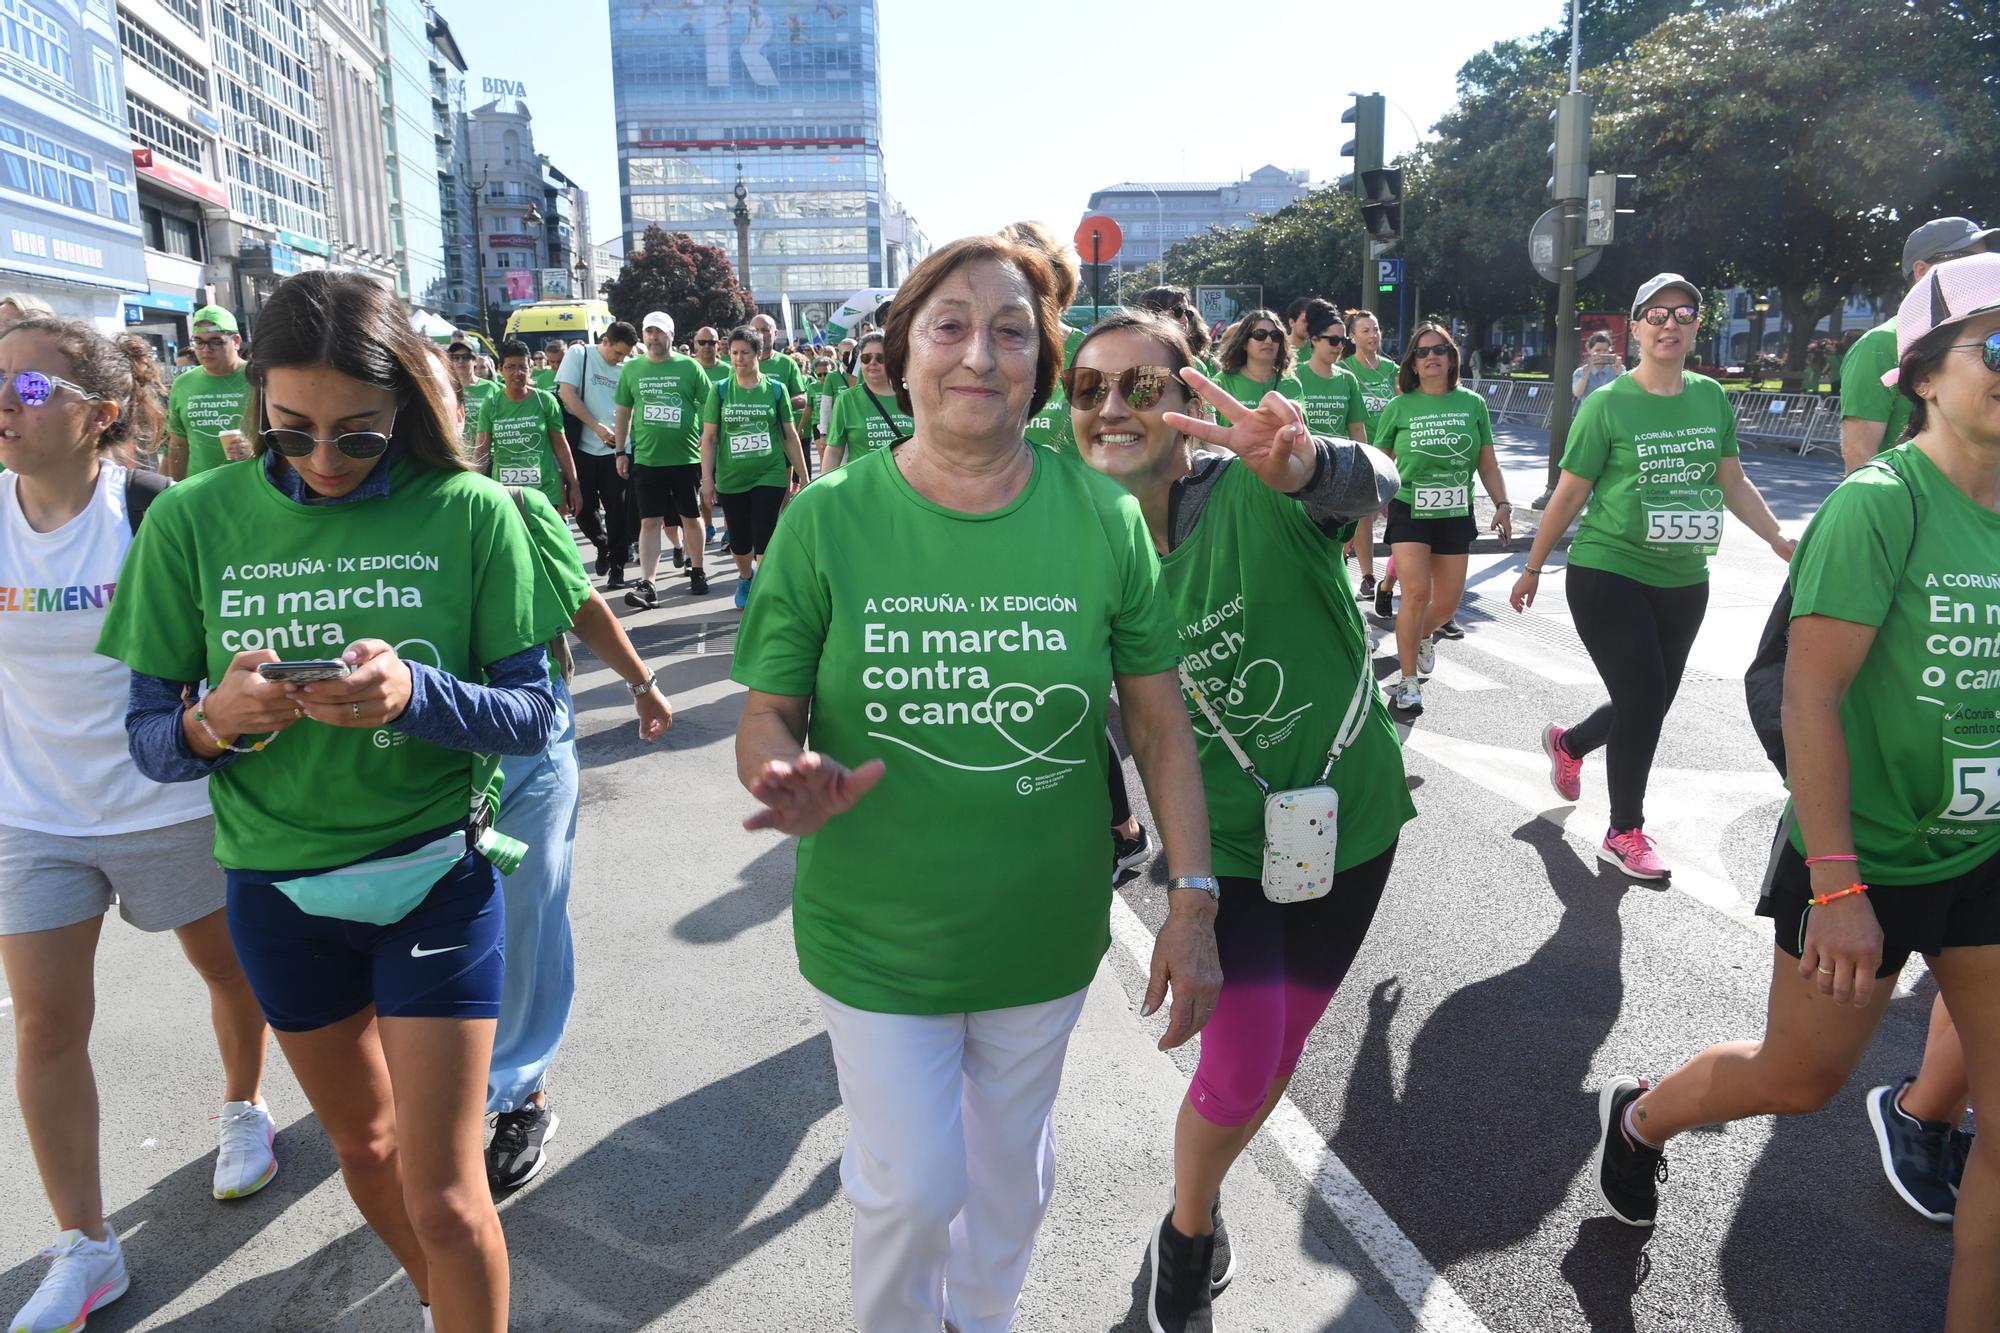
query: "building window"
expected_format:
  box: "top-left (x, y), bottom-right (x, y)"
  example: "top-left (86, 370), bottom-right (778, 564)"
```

top-left (158, 0), bottom-right (202, 34)
top-left (127, 94), bottom-right (204, 170)
top-left (0, 0), bottom-right (74, 84)
top-left (0, 117), bottom-right (102, 215)
top-left (119, 10), bottom-right (209, 102)
top-left (141, 201), bottom-right (202, 258)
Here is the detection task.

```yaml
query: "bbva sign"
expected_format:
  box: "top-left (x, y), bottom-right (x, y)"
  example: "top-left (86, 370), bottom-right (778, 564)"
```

top-left (482, 77), bottom-right (527, 97)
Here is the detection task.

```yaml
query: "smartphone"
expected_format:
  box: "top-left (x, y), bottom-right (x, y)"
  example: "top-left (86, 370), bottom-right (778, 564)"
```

top-left (256, 660), bottom-right (352, 684)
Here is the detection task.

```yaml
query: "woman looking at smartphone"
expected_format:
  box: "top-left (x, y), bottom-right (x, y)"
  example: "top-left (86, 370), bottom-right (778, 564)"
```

top-left (98, 271), bottom-right (575, 1333)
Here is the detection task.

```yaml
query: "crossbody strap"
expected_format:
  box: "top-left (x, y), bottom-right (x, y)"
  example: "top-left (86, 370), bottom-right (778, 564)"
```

top-left (1176, 661), bottom-right (1374, 795)
top-left (863, 386), bottom-right (910, 445)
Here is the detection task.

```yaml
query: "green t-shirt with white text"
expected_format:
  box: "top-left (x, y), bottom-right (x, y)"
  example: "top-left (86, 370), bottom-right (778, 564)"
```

top-left (530, 367), bottom-right (558, 395)
top-left (1375, 387), bottom-right (1494, 518)
top-left (1340, 355), bottom-right (1399, 439)
top-left (1296, 362), bottom-right (1369, 438)
top-left (1786, 443), bottom-right (2000, 882)
top-left (477, 388), bottom-right (567, 509)
top-left (168, 367), bottom-right (250, 476)
top-left (702, 374), bottom-right (795, 492)
top-left (761, 353), bottom-right (808, 409)
top-left (1839, 319), bottom-right (1910, 451)
top-left (95, 459), bottom-right (571, 871)
top-left (616, 352), bottom-right (713, 467)
top-left (1213, 368), bottom-right (1303, 429)
top-left (459, 380), bottom-right (499, 458)
top-left (731, 446), bottom-right (1181, 1014)
top-left (829, 384), bottom-right (913, 459)
top-left (1561, 372), bottom-right (1740, 587)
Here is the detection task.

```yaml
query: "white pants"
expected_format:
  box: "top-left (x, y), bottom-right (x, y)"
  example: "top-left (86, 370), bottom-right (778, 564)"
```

top-left (816, 984), bottom-right (1091, 1333)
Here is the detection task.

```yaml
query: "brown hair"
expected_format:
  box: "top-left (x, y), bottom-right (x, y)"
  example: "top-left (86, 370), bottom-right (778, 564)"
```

top-left (1899, 320), bottom-right (1967, 441)
top-left (1396, 322), bottom-right (1461, 394)
top-left (243, 271), bottom-right (467, 474)
top-left (1133, 285), bottom-right (1213, 358)
top-left (1217, 308), bottom-right (1294, 379)
top-left (996, 220), bottom-right (1080, 312)
top-left (2, 316), bottom-right (165, 465)
top-left (882, 235), bottom-right (1063, 418)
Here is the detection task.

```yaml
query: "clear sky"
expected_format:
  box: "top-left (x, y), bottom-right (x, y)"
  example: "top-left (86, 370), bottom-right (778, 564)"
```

top-left (437, 0), bottom-right (1568, 250)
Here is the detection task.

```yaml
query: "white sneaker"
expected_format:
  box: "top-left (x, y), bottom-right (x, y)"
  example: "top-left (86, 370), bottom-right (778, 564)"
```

top-left (213, 1099), bottom-right (278, 1200)
top-left (419, 1303), bottom-right (435, 1332)
top-left (1416, 636), bottom-right (1436, 677)
top-left (1391, 677), bottom-right (1424, 715)
top-left (9, 1227), bottom-right (128, 1333)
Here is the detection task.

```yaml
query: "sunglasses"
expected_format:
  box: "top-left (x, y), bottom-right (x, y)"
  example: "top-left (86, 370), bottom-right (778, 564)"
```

top-left (858, 353), bottom-right (885, 365)
top-left (262, 411), bottom-right (399, 460)
top-left (447, 350), bottom-right (473, 361)
top-left (1061, 365), bottom-right (1178, 411)
top-left (192, 336), bottom-right (234, 351)
top-left (695, 339), bottom-right (716, 346)
top-left (1637, 305), bottom-right (1700, 327)
top-left (1245, 329), bottom-right (1283, 343)
top-left (1314, 332), bottom-right (1348, 345)
top-left (3, 369), bottom-right (102, 406)
top-left (1947, 330), bottom-right (2000, 373)
top-left (1412, 344), bottom-right (1453, 360)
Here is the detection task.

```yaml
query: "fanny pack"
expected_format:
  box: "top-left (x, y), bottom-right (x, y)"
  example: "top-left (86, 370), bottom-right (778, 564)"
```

top-left (269, 817), bottom-right (528, 928)
top-left (1180, 663), bottom-right (1375, 904)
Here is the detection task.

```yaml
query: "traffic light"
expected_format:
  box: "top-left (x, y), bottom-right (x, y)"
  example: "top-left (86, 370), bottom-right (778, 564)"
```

top-left (1339, 93), bottom-right (1385, 194)
top-left (1547, 92), bottom-right (1592, 200)
top-left (1359, 167), bottom-right (1403, 244)
top-left (1584, 172), bottom-right (1637, 246)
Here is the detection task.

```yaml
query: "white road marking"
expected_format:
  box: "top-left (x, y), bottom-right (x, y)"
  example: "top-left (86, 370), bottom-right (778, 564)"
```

top-left (1424, 655), bottom-right (1503, 693)
top-left (1108, 898), bottom-right (1494, 1333)
top-left (1447, 623), bottom-right (1602, 686)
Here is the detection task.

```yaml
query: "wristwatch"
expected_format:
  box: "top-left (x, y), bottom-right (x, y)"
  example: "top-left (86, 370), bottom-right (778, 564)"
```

top-left (1166, 875), bottom-right (1221, 902)
top-left (626, 668), bottom-right (659, 699)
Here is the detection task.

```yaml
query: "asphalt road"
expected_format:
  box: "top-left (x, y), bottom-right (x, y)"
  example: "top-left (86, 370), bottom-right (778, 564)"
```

top-left (0, 431), bottom-right (1953, 1331)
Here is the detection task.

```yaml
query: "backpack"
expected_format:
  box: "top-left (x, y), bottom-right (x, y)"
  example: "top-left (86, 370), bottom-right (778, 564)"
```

top-left (125, 466), bottom-right (170, 534)
top-left (1742, 455), bottom-right (1915, 778)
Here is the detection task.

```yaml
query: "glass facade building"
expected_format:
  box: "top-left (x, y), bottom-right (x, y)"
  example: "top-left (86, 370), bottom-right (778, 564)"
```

top-left (376, 0), bottom-right (446, 307)
top-left (207, 0), bottom-right (325, 244)
top-left (610, 0), bottom-right (924, 319)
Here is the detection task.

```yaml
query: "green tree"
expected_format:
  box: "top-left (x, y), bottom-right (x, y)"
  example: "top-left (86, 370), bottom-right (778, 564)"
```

top-left (1161, 187), bottom-right (1367, 317)
top-left (604, 226), bottom-right (755, 335)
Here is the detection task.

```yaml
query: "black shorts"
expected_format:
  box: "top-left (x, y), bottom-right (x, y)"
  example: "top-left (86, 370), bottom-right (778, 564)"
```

top-left (1382, 498), bottom-right (1476, 556)
top-left (633, 462), bottom-right (700, 521)
top-left (1761, 836), bottom-right (2000, 977)
top-left (718, 485), bottom-right (785, 556)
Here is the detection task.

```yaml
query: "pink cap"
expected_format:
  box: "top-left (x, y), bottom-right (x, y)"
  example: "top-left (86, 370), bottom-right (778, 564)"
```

top-left (1885, 252), bottom-right (2000, 385)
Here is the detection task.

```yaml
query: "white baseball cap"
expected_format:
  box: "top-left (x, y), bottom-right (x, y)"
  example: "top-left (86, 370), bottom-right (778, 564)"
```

top-left (1629, 273), bottom-right (1703, 319)
top-left (641, 311), bottom-right (674, 335)
top-left (1883, 252), bottom-right (2000, 386)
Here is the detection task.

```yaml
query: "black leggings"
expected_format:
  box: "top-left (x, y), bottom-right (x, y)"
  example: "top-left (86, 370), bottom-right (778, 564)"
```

top-left (573, 450), bottom-right (631, 563)
top-left (718, 485), bottom-right (785, 556)
top-left (1560, 565), bottom-right (1709, 831)
top-left (1106, 731), bottom-right (1131, 827)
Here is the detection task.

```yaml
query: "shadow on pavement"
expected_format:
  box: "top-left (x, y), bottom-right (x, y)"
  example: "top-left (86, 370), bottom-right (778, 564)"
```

top-left (573, 652), bottom-right (739, 773)
top-left (1557, 1218), bottom-right (1652, 1333)
top-left (671, 841), bottom-right (795, 945)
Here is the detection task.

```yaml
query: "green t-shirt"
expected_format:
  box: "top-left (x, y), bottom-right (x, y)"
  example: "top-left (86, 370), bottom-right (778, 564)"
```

top-left (1295, 362), bottom-right (1369, 438)
top-left (1786, 444), bottom-right (2000, 883)
top-left (702, 373), bottom-right (795, 492)
top-left (459, 380), bottom-right (499, 458)
top-left (477, 388), bottom-right (567, 509)
top-left (1839, 319), bottom-right (1910, 451)
top-left (510, 483), bottom-right (592, 687)
top-left (1375, 387), bottom-right (1494, 518)
top-left (1023, 325), bottom-right (1090, 455)
top-left (731, 447), bottom-right (1181, 1014)
top-left (1213, 368), bottom-right (1304, 429)
top-left (702, 361), bottom-right (731, 386)
top-left (530, 367), bottom-right (558, 395)
top-left (829, 384), bottom-right (913, 459)
top-left (1340, 355), bottom-right (1399, 439)
top-left (616, 352), bottom-right (713, 468)
top-left (760, 353), bottom-right (808, 409)
top-left (1166, 460), bottom-right (1415, 877)
top-left (1561, 372), bottom-right (1740, 588)
top-left (95, 459), bottom-right (570, 871)
top-left (168, 366), bottom-right (250, 476)
top-left (1825, 347), bottom-right (1846, 384)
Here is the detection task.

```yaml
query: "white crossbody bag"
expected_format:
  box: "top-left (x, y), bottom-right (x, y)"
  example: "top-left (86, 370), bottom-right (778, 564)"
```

top-left (1179, 663), bottom-right (1376, 904)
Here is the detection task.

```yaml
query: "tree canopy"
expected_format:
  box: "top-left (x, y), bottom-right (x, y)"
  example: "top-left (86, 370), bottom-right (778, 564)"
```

top-left (604, 226), bottom-right (756, 334)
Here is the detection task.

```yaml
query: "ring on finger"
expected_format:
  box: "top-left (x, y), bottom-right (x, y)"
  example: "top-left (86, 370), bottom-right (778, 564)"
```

top-left (1817, 965), bottom-right (1835, 975)
top-left (352, 702), bottom-right (362, 720)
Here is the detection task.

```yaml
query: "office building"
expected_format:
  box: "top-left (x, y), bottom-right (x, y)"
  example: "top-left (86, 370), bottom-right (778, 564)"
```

top-left (465, 95), bottom-right (589, 316)
top-left (377, 0), bottom-right (449, 309)
top-left (426, 3), bottom-right (473, 321)
top-left (313, 0), bottom-right (397, 286)
top-left (609, 0), bottom-right (927, 324)
top-left (1083, 166), bottom-right (1313, 271)
top-left (0, 0), bottom-right (147, 329)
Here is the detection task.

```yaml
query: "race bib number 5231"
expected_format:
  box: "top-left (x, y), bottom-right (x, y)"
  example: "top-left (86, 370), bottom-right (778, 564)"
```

top-left (1413, 483), bottom-right (1470, 516)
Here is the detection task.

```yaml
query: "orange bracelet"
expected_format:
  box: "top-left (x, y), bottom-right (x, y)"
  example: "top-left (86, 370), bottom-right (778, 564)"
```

top-left (1807, 882), bottom-right (1869, 907)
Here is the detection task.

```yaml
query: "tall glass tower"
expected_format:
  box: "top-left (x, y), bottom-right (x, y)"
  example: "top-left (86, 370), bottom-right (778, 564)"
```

top-left (609, 0), bottom-right (925, 322)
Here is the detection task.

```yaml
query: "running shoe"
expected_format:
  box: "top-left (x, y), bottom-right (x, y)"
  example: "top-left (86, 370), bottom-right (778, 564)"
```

top-left (1373, 582), bottom-right (1394, 620)
top-left (9, 1227), bottom-right (128, 1333)
top-left (705, 523), bottom-right (717, 544)
top-left (734, 573), bottom-right (754, 610)
top-left (1145, 1210), bottom-right (1214, 1333)
top-left (487, 1103), bottom-right (560, 1192)
top-left (714, 528), bottom-right (729, 549)
top-left (1415, 636), bottom-right (1436, 678)
top-left (1595, 1078), bottom-right (1667, 1227)
top-left (1865, 1079), bottom-right (1956, 1222)
top-left (1434, 618), bottom-right (1465, 641)
top-left (1113, 825), bottom-right (1153, 886)
top-left (1950, 1127), bottom-right (1974, 1196)
top-left (1543, 724), bottom-right (1584, 802)
top-left (1600, 827), bottom-right (1669, 880)
top-left (212, 1098), bottom-right (278, 1200)
top-left (606, 564), bottom-right (626, 591)
top-left (689, 567), bottom-right (710, 596)
top-left (594, 550), bottom-right (609, 577)
top-left (1357, 574), bottom-right (1377, 601)
top-left (1390, 677), bottom-right (1423, 716)
top-left (1209, 1193), bottom-right (1235, 1298)
top-left (672, 546), bottom-right (687, 569)
top-left (420, 1302), bottom-right (434, 1332)
top-left (623, 579), bottom-right (657, 611)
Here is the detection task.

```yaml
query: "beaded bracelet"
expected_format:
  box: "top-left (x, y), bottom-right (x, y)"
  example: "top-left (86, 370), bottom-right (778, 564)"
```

top-left (1807, 882), bottom-right (1869, 908)
top-left (192, 707), bottom-right (279, 755)
top-left (1805, 853), bottom-right (1858, 866)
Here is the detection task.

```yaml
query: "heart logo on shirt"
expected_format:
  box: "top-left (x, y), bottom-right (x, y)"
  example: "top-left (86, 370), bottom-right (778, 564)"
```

top-left (1697, 487), bottom-right (1724, 511)
top-left (986, 681), bottom-right (1092, 764)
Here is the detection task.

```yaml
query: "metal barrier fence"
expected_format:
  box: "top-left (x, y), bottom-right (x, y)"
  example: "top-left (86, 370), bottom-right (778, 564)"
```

top-left (1462, 379), bottom-right (1841, 458)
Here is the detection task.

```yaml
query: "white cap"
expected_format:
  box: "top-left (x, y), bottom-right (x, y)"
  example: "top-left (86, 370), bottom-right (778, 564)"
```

top-left (642, 311), bottom-right (674, 335)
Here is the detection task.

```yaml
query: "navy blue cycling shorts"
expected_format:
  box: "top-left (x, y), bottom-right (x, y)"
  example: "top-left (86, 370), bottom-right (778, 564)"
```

top-left (225, 832), bottom-right (505, 1033)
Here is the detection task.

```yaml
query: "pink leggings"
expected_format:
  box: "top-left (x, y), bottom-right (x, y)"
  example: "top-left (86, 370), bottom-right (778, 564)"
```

top-left (1186, 843), bottom-right (1397, 1127)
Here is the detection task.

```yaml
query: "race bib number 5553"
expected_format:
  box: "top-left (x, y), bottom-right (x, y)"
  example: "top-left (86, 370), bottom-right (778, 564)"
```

top-left (1643, 510), bottom-right (1723, 545)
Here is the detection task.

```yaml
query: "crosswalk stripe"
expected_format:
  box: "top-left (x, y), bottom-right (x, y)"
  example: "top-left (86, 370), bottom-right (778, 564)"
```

top-left (1447, 624), bottom-right (1602, 686)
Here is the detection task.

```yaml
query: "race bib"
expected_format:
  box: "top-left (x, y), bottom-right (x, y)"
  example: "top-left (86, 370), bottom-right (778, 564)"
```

top-left (730, 430), bottom-right (772, 457)
top-left (1942, 758), bottom-right (2000, 823)
top-left (643, 401), bottom-right (682, 425)
top-left (1642, 508), bottom-right (1724, 547)
top-left (498, 464), bottom-right (541, 487)
top-left (1413, 483), bottom-right (1470, 517)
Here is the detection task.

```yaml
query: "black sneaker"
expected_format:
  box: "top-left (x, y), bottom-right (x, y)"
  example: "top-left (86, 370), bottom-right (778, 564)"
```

top-left (672, 546), bottom-right (687, 569)
top-left (689, 567), bottom-right (710, 595)
top-left (1208, 1193), bottom-right (1234, 1298)
top-left (595, 549), bottom-right (609, 577)
top-left (1146, 1211), bottom-right (1214, 1333)
top-left (1113, 825), bottom-right (1153, 886)
top-left (1595, 1078), bottom-right (1667, 1226)
top-left (1357, 574), bottom-right (1377, 601)
top-left (1949, 1126), bottom-right (1974, 1196)
top-left (487, 1103), bottom-right (560, 1191)
top-left (1866, 1078), bottom-right (1956, 1221)
top-left (1434, 618), bottom-right (1465, 641)
top-left (1373, 582), bottom-right (1394, 619)
top-left (606, 564), bottom-right (626, 591)
top-left (623, 579), bottom-right (656, 610)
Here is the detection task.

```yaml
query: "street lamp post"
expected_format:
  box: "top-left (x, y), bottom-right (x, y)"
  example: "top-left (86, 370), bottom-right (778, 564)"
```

top-left (732, 167), bottom-right (752, 308)
top-left (469, 167), bottom-right (490, 341)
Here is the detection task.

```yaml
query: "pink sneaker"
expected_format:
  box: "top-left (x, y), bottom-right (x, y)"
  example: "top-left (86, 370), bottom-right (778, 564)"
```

top-left (1543, 724), bottom-right (1583, 802)
top-left (1601, 827), bottom-right (1669, 880)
